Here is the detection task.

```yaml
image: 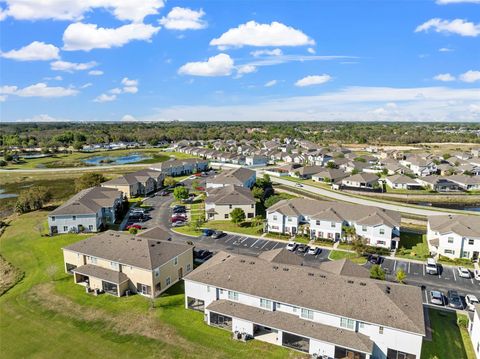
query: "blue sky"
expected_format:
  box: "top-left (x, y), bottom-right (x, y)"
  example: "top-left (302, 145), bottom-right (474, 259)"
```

top-left (0, 0), bottom-right (479, 122)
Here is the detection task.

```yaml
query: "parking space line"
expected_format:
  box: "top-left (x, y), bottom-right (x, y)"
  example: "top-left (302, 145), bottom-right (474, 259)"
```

top-left (424, 290), bottom-right (428, 304)
top-left (250, 239), bottom-right (260, 248)
top-left (393, 260), bottom-right (397, 272)
top-left (408, 262), bottom-right (411, 273)
top-left (260, 241), bottom-right (270, 249)
top-left (423, 264), bottom-right (425, 276)
top-left (224, 236), bottom-right (235, 244)
top-left (452, 268), bottom-right (456, 281)
top-left (271, 242), bottom-right (281, 250)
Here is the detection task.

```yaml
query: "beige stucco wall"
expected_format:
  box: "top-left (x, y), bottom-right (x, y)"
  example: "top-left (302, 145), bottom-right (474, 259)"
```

top-left (102, 184), bottom-right (132, 197)
top-left (207, 203), bottom-right (255, 221)
top-left (153, 248), bottom-right (193, 296)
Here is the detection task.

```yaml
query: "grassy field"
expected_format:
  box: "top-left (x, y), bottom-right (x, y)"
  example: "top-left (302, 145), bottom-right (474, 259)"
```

top-left (421, 309), bottom-right (475, 359)
top-left (207, 220), bottom-right (263, 236)
top-left (0, 211), bottom-right (302, 359)
top-left (328, 250), bottom-right (367, 264)
top-left (396, 232), bottom-right (430, 261)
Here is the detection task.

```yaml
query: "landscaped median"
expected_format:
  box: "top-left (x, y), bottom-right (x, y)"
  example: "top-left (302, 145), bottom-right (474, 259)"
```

top-left (328, 250), bottom-right (367, 265)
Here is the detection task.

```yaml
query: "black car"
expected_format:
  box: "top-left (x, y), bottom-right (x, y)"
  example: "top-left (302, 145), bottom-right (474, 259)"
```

top-left (368, 254), bottom-right (382, 265)
top-left (173, 205), bottom-right (186, 210)
top-left (194, 250), bottom-right (213, 264)
top-left (212, 230), bottom-right (225, 239)
top-left (447, 290), bottom-right (464, 310)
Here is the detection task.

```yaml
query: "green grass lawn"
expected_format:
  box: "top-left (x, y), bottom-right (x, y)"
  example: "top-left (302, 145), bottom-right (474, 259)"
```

top-left (0, 211), bottom-right (301, 359)
top-left (207, 220), bottom-right (263, 236)
top-left (328, 250), bottom-right (367, 264)
top-left (396, 232), bottom-right (430, 261)
top-left (421, 309), bottom-right (475, 359)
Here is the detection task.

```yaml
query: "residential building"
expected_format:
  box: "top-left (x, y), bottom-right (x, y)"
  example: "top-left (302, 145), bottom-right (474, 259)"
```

top-left (469, 305), bottom-right (480, 359)
top-left (62, 227), bottom-right (193, 298)
top-left (184, 251), bottom-right (425, 358)
top-left (415, 176), bottom-right (459, 192)
top-left (206, 168), bottom-right (256, 189)
top-left (48, 187), bottom-right (124, 235)
top-left (447, 175), bottom-right (480, 191)
top-left (289, 165), bottom-right (324, 179)
top-left (101, 169), bottom-right (162, 198)
top-left (266, 198), bottom-right (400, 249)
top-left (312, 168), bottom-right (348, 184)
top-left (427, 214), bottom-right (480, 260)
top-left (245, 155), bottom-right (269, 167)
top-left (400, 157), bottom-right (437, 177)
top-left (341, 173), bottom-right (380, 190)
top-left (385, 175), bottom-right (423, 190)
top-left (205, 185), bottom-right (256, 221)
top-left (149, 158), bottom-right (209, 177)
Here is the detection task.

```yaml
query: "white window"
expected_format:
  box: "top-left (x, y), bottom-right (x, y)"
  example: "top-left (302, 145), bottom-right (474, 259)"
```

top-left (63, 226), bottom-right (68, 232)
top-left (379, 326), bottom-right (384, 334)
top-left (444, 249), bottom-right (455, 255)
top-left (228, 291), bottom-right (239, 301)
top-left (89, 256), bottom-right (98, 264)
top-left (462, 251), bottom-right (470, 258)
top-left (174, 257), bottom-right (178, 266)
top-left (166, 277), bottom-right (171, 286)
top-left (340, 317), bottom-right (355, 330)
top-left (224, 214), bottom-right (229, 219)
top-left (273, 215), bottom-right (278, 221)
top-left (362, 226), bottom-right (367, 232)
top-left (316, 220), bottom-right (320, 225)
top-left (331, 222), bottom-right (335, 228)
top-left (88, 225), bottom-right (94, 230)
top-left (110, 262), bottom-right (119, 270)
top-left (377, 241), bottom-right (386, 245)
top-left (379, 228), bottom-right (385, 235)
top-left (186, 264), bottom-right (191, 272)
top-left (229, 204), bottom-right (232, 209)
top-left (300, 308), bottom-right (314, 320)
top-left (448, 237), bottom-right (454, 244)
top-left (260, 298), bottom-right (272, 310)
top-left (358, 322), bottom-right (365, 329)
top-left (468, 239), bottom-right (475, 245)
top-left (288, 218), bottom-right (292, 222)
top-left (72, 215), bottom-right (76, 220)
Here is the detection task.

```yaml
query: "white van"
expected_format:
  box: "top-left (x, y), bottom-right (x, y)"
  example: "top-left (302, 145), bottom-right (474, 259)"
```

top-left (426, 258), bottom-right (438, 275)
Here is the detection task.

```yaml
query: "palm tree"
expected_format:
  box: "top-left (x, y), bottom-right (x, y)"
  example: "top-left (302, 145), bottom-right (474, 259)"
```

top-left (342, 225), bottom-right (357, 242)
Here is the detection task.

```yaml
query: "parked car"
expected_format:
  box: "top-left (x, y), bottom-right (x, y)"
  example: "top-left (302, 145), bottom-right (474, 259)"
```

top-left (295, 183), bottom-right (303, 187)
top-left (172, 221), bottom-right (186, 227)
top-left (182, 198), bottom-right (194, 204)
top-left (447, 290), bottom-right (463, 310)
top-left (173, 205), bottom-right (186, 210)
top-left (158, 190), bottom-right (169, 196)
top-left (171, 216), bottom-right (186, 223)
top-left (126, 224), bottom-right (143, 230)
top-left (474, 269), bottom-right (480, 281)
top-left (466, 294), bottom-right (480, 311)
top-left (429, 290), bottom-right (444, 306)
top-left (196, 186), bottom-right (205, 191)
top-left (458, 267), bottom-right (471, 279)
top-left (307, 247), bottom-right (321, 256)
top-left (194, 249), bottom-right (213, 264)
top-left (297, 244), bottom-right (309, 253)
top-left (426, 258), bottom-right (438, 275)
top-left (368, 254), bottom-right (382, 265)
top-left (286, 242), bottom-right (298, 251)
top-left (194, 173), bottom-right (202, 177)
top-left (202, 229), bottom-right (214, 237)
top-left (212, 231), bottom-right (225, 239)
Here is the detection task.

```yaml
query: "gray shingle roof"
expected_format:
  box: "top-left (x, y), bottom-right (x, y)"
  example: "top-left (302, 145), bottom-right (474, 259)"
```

top-left (319, 259), bottom-right (370, 278)
top-left (207, 300), bottom-right (374, 354)
top-left (206, 185), bottom-right (255, 205)
top-left (207, 168), bottom-right (255, 186)
top-left (342, 173), bottom-right (379, 184)
top-left (185, 251), bottom-right (425, 335)
top-left (64, 228), bottom-right (192, 270)
top-left (257, 248), bottom-right (304, 266)
top-left (428, 214), bottom-right (480, 238)
top-left (73, 264), bottom-right (128, 284)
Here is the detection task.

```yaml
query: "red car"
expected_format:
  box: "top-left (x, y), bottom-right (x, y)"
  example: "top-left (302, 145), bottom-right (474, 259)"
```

top-left (194, 173), bottom-right (202, 177)
top-left (171, 216), bottom-right (187, 223)
top-left (195, 186), bottom-right (205, 191)
top-left (126, 224), bottom-right (142, 230)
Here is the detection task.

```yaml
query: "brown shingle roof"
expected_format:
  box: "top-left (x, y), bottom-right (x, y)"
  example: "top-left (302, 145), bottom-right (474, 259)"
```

top-left (73, 264), bottom-right (128, 284)
top-left (206, 185), bottom-right (255, 205)
top-left (185, 251), bottom-right (425, 335)
top-left (208, 168), bottom-right (255, 186)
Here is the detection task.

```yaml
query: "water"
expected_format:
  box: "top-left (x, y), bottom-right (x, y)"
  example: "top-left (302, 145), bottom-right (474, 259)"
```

top-left (0, 188), bottom-right (18, 200)
top-left (413, 202), bottom-right (480, 212)
top-left (82, 153), bottom-right (151, 166)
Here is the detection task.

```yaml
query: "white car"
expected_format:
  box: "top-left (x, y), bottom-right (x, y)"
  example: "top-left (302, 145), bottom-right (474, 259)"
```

top-left (474, 269), bottom-right (480, 281)
top-left (466, 294), bottom-right (480, 311)
top-left (426, 258), bottom-right (438, 275)
top-left (458, 267), bottom-right (472, 279)
top-left (295, 183), bottom-right (303, 188)
top-left (286, 242), bottom-right (298, 251)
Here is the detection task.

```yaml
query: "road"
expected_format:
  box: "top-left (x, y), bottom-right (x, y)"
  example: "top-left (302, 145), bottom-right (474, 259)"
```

top-left (264, 174), bottom-right (479, 217)
top-left (136, 175), bottom-right (480, 311)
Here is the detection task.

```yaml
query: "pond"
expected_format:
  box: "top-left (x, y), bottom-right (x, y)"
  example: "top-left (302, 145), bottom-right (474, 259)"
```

top-left (82, 153), bottom-right (151, 166)
top-left (0, 188), bottom-right (18, 200)
top-left (413, 202), bottom-right (480, 212)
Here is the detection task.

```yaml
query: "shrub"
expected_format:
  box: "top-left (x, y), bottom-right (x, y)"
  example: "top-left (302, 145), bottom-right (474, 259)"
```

top-left (230, 208), bottom-right (246, 226)
top-left (457, 316), bottom-right (468, 329)
top-left (370, 265), bottom-right (386, 280)
top-left (75, 172), bottom-right (106, 191)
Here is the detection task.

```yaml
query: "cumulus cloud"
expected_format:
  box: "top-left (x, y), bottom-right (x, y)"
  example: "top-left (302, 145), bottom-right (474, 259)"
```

top-left (295, 74), bottom-right (332, 87)
top-left (434, 73), bottom-right (456, 81)
top-left (94, 93), bottom-right (116, 102)
top-left (0, 83), bottom-right (78, 99)
top-left (460, 70), bottom-right (480, 83)
top-left (415, 18), bottom-right (480, 37)
top-left (121, 114), bottom-right (137, 121)
top-left (1, 0), bottom-right (164, 22)
top-left (264, 80), bottom-right (278, 87)
top-left (250, 48), bottom-right (283, 57)
top-left (210, 21), bottom-right (315, 49)
top-left (159, 7), bottom-right (207, 30)
top-left (51, 60), bottom-right (97, 72)
top-left (178, 53), bottom-right (234, 77)
top-left (236, 65), bottom-right (256, 77)
top-left (307, 47), bottom-right (316, 54)
top-left (88, 70), bottom-right (104, 76)
top-left (438, 47), bottom-right (453, 52)
top-left (63, 22), bottom-right (160, 51)
top-left (1, 41), bottom-right (60, 61)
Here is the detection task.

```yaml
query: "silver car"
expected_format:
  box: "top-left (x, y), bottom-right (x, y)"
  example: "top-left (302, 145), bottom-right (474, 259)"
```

top-left (430, 290), bottom-right (444, 306)
top-left (458, 267), bottom-right (471, 279)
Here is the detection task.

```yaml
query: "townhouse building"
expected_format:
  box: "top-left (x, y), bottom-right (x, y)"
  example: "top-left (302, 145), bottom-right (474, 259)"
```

top-left (205, 185), bottom-right (256, 221)
top-left (62, 227), bottom-right (193, 298)
top-left (101, 169), bottom-right (163, 198)
top-left (266, 198), bottom-right (400, 249)
top-left (427, 214), bottom-right (480, 260)
top-left (400, 157), bottom-right (437, 177)
top-left (149, 158), bottom-right (209, 177)
top-left (48, 186), bottom-right (124, 235)
top-left (469, 305), bottom-right (480, 359)
top-left (184, 251), bottom-right (425, 358)
top-left (206, 167), bottom-right (256, 189)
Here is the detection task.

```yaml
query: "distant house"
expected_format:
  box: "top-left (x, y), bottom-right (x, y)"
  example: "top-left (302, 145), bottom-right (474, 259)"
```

top-left (205, 185), bottom-right (256, 221)
top-left (341, 173), bottom-right (380, 190)
top-left (62, 227), bottom-right (193, 297)
top-left (385, 175), bottom-right (423, 190)
top-left (427, 214), bottom-right (480, 260)
top-left (206, 168), bottom-right (256, 189)
top-left (415, 176), bottom-right (459, 192)
top-left (289, 165), bottom-right (324, 179)
top-left (149, 159), bottom-right (208, 177)
top-left (48, 187), bottom-right (124, 235)
top-left (311, 169), bottom-right (348, 184)
top-left (400, 157), bottom-right (437, 177)
top-left (447, 175), bottom-right (480, 191)
top-left (245, 155), bottom-right (269, 167)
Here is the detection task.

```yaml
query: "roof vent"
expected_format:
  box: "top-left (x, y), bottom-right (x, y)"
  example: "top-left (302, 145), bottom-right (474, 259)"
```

top-left (109, 233), bottom-right (114, 236)
top-left (156, 241), bottom-right (161, 244)
top-left (249, 261), bottom-right (255, 265)
top-left (273, 266), bottom-right (279, 270)
top-left (240, 259), bottom-right (246, 263)
top-left (319, 274), bottom-right (326, 278)
top-left (283, 268), bottom-right (289, 272)
top-left (137, 239), bottom-right (142, 241)
top-left (150, 244), bottom-right (155, 247)
top-left (385, 286), bottom-right (391, 294)
top-left (308, 273), bottom-right (314, 277)
top-left (347, 280), bottom-right (354, 284)
top-left (359, 282), bottom-right (367, 286)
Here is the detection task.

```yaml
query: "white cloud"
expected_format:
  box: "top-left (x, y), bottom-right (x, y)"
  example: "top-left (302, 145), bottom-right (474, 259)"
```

top-left (63, 22), bottom-right (160, 51)
top-left (80, 83), bottom-right (92, 89)
top-left (250, 48), bottom-right (283, 57)
top-left (159, 7), bottom-right (207, 30)
top-left (245, 54), bottom-right (355, 67)
top-left (121, 77), bottom-right (138, 87)
top-left (0, 96), bottom-right (7, 102)
top-left (236, 65), bottom-right (256, 76)
top-left (1, 0), bottom-right (164, 22)
top-left (89, 70), bottom-right (104, 76)
top-left (264, 80), bottom-right (278, 87)
top-left (1, 41), bottom-right (60, 61)
top-left (295, 74), bottom-right (332, 87)
top-left (51, 60), bottom-right (97, 72)
top-left (438, 47), bottom-right (453, 52)
top-left (415, 18), bottom-right (480, 37)
top-left (460, 70), bottom-right (480, 83)
top-left (0, 8), bottom-right (6, 21)
top-left (123, 86), bottom-right (138, 94)
top-left (210, 21), bottom-right (315, 49)
top-left (0, 83), bottom-right (78, 99)
top-left (434, 73), bottom-right (456, 81)
top-left (94, 93), bottom-right (116, 102)
top-left (44, 75), bottom-right (63, 81)
top-left (469, 104), bottom-right (480, 114)
top-left (436, 0), bottom-right (480, 4)
top-left (16, 114), bottom-right (69, 122)
top-left (143, 86), bottom-right (480, 122)
top-left (178, 53), bottom-right (234, 77)
top-left (121, 114), bottom-right (137, 121)
top-left (307, 47), bottom-right (316, 54)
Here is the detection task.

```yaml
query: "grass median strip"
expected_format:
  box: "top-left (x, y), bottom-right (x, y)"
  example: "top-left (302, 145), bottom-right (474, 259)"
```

top-left (328, 250), bottom-right (367, 265)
